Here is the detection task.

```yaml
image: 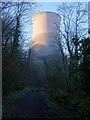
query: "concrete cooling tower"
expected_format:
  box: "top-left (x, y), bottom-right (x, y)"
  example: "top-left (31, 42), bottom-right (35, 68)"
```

top-left (31, 12), bottom-right (61, 57)
top-left (30, 12), bottom-right (66, 87)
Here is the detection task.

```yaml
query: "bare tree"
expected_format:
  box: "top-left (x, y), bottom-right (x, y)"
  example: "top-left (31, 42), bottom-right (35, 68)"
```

top-left (1, 2), bottom-right (38, 57)
top-left (57, 2), bottom-right (88, 93)
top-left (57, 2), bottom-right (88, 55)
top-left (2, 2), bottom-right (39, 96)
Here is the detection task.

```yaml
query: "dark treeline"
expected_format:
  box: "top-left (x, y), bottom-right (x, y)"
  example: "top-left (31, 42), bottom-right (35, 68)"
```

top-left (2, 2), bottom-right (37, 96)
top-left (57, 2), bottom-right (90, 97)
top-left (45, 3), bottom-right (90, 118)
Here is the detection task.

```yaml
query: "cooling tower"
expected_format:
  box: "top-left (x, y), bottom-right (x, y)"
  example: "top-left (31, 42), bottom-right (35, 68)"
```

top-left (30, 12), bottom-right (66, 87)
top-left (31, 12), bottom-right (61, 57)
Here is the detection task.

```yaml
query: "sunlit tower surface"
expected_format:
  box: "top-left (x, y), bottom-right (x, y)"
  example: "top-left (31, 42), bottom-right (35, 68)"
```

top-left (31, 12), bottom-right (61, 57)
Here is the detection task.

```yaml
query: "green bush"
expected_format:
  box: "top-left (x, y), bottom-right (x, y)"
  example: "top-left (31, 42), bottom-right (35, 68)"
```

top-left (46, 89), bottom-right (70, 105)
top-left (46, 88), bottom-right (90, 119)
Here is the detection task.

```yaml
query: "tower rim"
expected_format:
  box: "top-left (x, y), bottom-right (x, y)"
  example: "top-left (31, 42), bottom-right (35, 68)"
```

top-left (32, 11), bottom-right (60, 19)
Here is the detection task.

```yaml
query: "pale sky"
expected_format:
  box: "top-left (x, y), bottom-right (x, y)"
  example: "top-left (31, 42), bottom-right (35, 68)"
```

top-left (36, 2), bottom-right (59, 13)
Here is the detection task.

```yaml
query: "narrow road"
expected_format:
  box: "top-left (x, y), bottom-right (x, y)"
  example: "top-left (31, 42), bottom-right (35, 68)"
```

top-left (10, 87), bottom-right (50, 118)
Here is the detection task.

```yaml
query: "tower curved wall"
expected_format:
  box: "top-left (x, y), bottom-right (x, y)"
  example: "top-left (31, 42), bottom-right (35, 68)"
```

top-left (31, 12), bottom-right (61, 57)
top-left (30, 12), bottom-right (66, 87)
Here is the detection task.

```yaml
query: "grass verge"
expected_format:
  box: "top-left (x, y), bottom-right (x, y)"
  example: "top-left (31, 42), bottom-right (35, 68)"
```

top-left (41, 90), bottom-right (73, 119)
top-left (2, 87), bottom-right (31, 118)
top-left (44, 88), bottom-right (90, 119)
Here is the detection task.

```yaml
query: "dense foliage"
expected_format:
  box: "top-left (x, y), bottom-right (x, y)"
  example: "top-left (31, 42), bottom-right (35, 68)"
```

top-left (2, 2), bottom-right (36, 96)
